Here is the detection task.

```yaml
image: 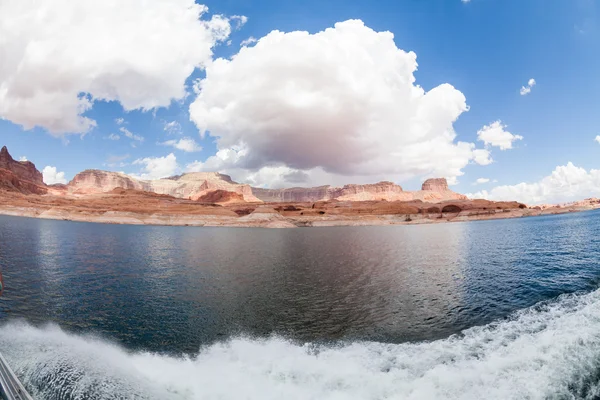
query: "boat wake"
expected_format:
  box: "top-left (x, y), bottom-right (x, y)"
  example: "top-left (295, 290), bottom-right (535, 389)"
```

top-left (3, 288), bottom-right (600, 399)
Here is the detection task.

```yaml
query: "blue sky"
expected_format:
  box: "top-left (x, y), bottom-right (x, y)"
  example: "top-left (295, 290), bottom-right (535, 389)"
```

top-left (1, 0), bottom-right (599, 203)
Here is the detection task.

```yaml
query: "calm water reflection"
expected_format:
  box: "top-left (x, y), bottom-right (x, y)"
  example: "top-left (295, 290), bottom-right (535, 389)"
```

top-left (1, 211), bottom-right (600, 354)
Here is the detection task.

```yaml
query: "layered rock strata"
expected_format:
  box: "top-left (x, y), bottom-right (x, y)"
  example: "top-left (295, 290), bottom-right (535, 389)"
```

top-left (252, 178), bottom-right (466, 203)
top-left (0, 146), bottom-right (47, 194)
top-left (66, 170), bottom-right (261, 202)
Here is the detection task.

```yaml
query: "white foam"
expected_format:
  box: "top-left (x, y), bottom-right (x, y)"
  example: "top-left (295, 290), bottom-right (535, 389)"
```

top-left (2, 289), bottom-right (600, 399)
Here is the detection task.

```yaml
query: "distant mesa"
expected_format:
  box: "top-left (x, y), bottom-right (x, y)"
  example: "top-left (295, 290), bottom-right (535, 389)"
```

top-left (0, 145), bottom-right (556, 230)
top-left (0, 145), bottom-right (470, 204)
top-left (422, 178), bottom-right (449, 191)
top-left (58, 153), bottom-right (466, 204)
top-left (66, 169), bottom-right (261, 202)
top-left (252, 178), bottom-right (465, 203)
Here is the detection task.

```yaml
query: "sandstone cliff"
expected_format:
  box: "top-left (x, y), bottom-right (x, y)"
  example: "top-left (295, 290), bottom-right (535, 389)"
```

top-left (415, 178), bottom-right (468, 202)
top-left (421, 178), bottom-right (449, 191)
top-left (0, 146), bottom-right (47, 194)
top-left (196, 189), bottom-right (245, 204)
top-left (334, 181), bottom-right (409, 201)
top-left (0, 146), bottom-right (44, 185)
top-left (69, 170), bottom-right (143, 195)
top-left (251, 178), bottom-right (465, 203)
top-left (0, 146), bottom-right (471, 206)
top-left (0, 147), bottom-right (562, 228)
top-left (67, 170), bottom-right (261, 202)
top-left (251, 185), bottom-right (334, 202)
top-left (252, 182), bottom-right (409, 202)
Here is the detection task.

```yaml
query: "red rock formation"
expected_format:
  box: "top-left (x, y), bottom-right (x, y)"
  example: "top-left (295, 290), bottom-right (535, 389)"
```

top-left (69, 170), bottom-right (143, 195)
top-left (0, 146), bottom-right (44, 185)
top-left (0, 146), bottom-right (47, 194)
top-left (252, 182), bottom-right (408, 202)
top-left (252, 178), bottom-right (465, 203)
top-left (421, 178), bottom-right (449, 191)
top-left (252, 186), bottom-right (334, 202)
top-left (418, 178), bottom-right (467, 202)
top-left (197, 190), bottom-right (245, 204)
top-left (334, 181), bottom-right (406, 201)
top-left (164, 173), bottom-right (260, 202)
top-left (67, 170), bottom-right (261, 202)
top-left (0, 146), bottom-right (584, 227)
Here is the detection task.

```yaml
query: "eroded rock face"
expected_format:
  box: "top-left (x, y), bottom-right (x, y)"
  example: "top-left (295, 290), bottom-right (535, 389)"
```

top-left (252, 186), bottom-right (334, 202)
top-left (0, 146), bottom-right (47, 194)
top-left (69, 170), bottom-right (143, 195)
top-left (1, 143), bottom-right (465, 204)
top-left (252, 179), bottom-right (465, 203)
top-left (196, 189), bottom-right (245, 204)
top-left (0, 146), bottom-right (44, 185)
top-left (421, 178), bottom-right (449, 191)
top-left (417, 178), bottom-right (467, 202)
top-left (150, 173), bottom-right (260, 202)
top-left (67, 170), bottom-right (262, 202)
top-left (334, 181), bottom-right (407, 201)
top-left (252, 182), bottom-right (408, 202)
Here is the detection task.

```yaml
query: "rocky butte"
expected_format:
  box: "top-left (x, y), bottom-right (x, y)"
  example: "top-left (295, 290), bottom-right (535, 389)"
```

top-left (0, 146), bottom-right (598, 228)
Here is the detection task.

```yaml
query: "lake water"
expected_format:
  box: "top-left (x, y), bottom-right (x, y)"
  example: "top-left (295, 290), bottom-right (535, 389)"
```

top-left (1, 212), bottom-right (600, 399)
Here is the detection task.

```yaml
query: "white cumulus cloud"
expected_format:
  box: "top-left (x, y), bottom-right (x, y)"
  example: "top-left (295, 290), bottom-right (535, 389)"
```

top-left (189, 20), bottom-right (491, 187)
top-left (0, 0), bottom-right (238, 136)
top-left (120, 127), bottom-right (144, 142)
top-left (160, 138), bottom-right (202, 153)
top-left (468, 162), bottom-right (600, 204)
top-left (42, 166), bottom-right (67, 184)
top-left (131, 153), bottom-right (178, 180)
top-left (163, 121), bottom-right (182, 135)
top-left (230, 15), bottom-right (248, 30)
top-left (106, 133), bottom-right (120, 141)
top-left (240, 36), bottom-right (257, 46)
top-left (595, 135), bottom-right (600, 144)
top-left (19, 156), bottom-right (27, 162)
top-left (474, 178), bottom-right (490, 185)
top-left (477, 121), bottom-right (523, 150)
top-left (520, 78), bottom-right (536, 96)
top-left (472, 149), bottom-right (493, 166)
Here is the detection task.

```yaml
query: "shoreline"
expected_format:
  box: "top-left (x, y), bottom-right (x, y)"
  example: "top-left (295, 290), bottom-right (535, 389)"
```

top-left (1, 203), bottom-right (597, 229)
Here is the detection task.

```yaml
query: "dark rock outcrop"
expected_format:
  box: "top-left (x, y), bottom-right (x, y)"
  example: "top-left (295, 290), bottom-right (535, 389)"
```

top-left (197, 189), bottom-right (245, 204)
top-left (0, 146), bottom-right (47, 194)
top-left (0, 146), bottom-right (44, 185)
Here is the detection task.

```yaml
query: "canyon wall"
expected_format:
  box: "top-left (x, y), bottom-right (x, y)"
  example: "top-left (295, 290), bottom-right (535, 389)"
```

top-left (69, 170), bottom-right (143, 195)
top-left (251, 186), bottom-right (334, 202)
top-left (252, 178), bottom-right (466, 203)
top-left (0, 146), bottom-right (47, 194)
top-left (0, 146), bottom-right (44, 185)
top-left (0, 146), bottom-right (468, 204)
top-left (67, 170), bottom-right (262, 202)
